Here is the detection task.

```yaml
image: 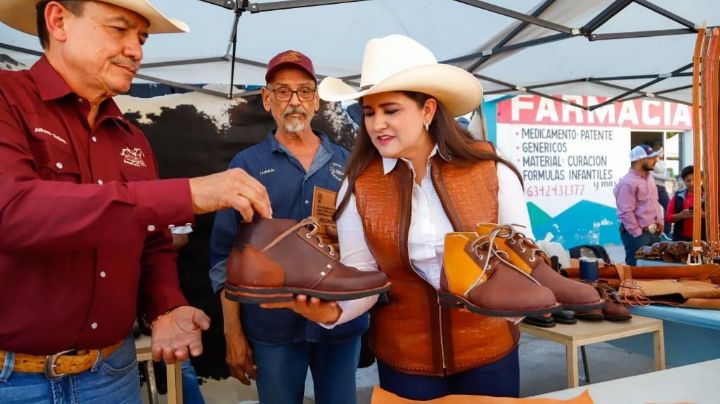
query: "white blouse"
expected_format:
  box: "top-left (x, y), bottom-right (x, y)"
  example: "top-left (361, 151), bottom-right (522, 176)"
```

top-left (325, 147), bottom-right (534, 327)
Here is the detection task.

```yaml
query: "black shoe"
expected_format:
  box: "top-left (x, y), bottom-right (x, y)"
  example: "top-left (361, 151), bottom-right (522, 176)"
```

top-left (552, 310), bottom-right (577, 324)
top-left (522, 314), bottom-right (556, 328)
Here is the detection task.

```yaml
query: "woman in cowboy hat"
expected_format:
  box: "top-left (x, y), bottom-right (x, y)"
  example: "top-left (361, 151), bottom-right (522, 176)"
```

top-left (317, 35), bottom-right (533, 399)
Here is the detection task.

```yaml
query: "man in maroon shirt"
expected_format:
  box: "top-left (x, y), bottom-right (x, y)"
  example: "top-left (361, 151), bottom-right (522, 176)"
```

top-left (0, 0), bottom-right (271, 401)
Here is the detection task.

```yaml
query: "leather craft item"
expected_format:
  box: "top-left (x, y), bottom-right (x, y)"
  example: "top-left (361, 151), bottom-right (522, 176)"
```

top-left (575, 308), bottom-right (605, 322)
top-left (612, 263), bottom-right (720, 310)
top-left (225, 217), bottom-right (391, 303)
top-left (634, 240), bottom-right (709, 263)
top-left (576, 281), bottom-right (631, 322)
top-left (0, 341), bottom-right (122, 378)
top-left (371, 385), bottom-right (595, 404)
top-left (439, 232), bottom-right (561, 317)
top-left (564, 262), bottom-right (720, 285)
top-left (476, 224), bottom-right (604, 311)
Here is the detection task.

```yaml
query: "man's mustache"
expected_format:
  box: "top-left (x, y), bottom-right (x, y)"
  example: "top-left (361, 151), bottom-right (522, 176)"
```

top-left (283, 106), bottom-right (307, 118)
top-left (111, 58), bottom-right (140, 73)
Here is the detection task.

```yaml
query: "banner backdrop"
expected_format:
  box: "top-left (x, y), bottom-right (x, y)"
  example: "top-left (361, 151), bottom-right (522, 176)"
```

top-left (495, 95), bottom-right (691, 248)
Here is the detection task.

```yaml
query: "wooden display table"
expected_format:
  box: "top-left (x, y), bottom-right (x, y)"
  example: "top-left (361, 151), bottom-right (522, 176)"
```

top-left (520, 315), bottom-right (665, 388)
top-left (135, 335), bottom-right (183, 404)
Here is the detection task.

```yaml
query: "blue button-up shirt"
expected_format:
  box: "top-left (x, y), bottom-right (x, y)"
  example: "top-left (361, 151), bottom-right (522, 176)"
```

top-left (210, 130), bottom-right (368, 344)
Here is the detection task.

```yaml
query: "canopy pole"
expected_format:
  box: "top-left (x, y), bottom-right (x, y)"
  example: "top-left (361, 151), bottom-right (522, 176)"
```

top-left (226, 1), bottom-right (247, 99)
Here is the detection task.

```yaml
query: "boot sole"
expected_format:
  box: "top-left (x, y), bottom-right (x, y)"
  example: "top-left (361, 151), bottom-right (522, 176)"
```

top-left (438, 291), bottom-right (562, 317)
top-left (224, 282), bottom-right (392, 303)
top-left (561, 300), bottom-right (605, 312)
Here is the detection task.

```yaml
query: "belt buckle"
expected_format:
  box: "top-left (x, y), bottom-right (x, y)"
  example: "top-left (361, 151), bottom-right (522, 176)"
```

top-left (44, 349), bottom-right (75, 379)
top-left (647, 223), bottom-right (658, 234)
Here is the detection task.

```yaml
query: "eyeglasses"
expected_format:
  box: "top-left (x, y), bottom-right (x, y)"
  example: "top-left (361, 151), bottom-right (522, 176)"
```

top-left (267, 86), bottom-right (316, 102)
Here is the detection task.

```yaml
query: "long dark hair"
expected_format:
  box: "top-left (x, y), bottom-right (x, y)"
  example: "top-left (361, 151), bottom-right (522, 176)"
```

top-left (334, 91), bottom-right (522, 219)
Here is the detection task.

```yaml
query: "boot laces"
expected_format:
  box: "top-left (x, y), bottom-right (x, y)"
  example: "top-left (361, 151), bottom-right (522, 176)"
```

top-left (484, 223), bottom-right (543, 262)
top-left (262, 216), bottom-right (335, 257)
top-left (300, 217), bottom-right (336, 256)
top-left (470, 226), bottom-right (541, 286)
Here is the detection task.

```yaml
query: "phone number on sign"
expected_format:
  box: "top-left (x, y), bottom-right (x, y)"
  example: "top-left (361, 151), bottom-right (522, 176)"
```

top-left (526, 184), bottom-right (585, 197)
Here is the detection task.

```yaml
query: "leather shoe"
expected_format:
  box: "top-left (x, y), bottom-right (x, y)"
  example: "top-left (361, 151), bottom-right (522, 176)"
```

top-left (596, 282), bottom-right (632, 321)
top-left (439, 232), bottom-right (561, 317)
top-left (225, 217), bottom-right (391, 303)
top-left (476, 224), bottom-right (604, 312)
top-left (575, 308), bottom-right (605, 321)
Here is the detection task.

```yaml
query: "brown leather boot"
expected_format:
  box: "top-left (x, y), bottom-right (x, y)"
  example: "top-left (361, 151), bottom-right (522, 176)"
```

top-left (439, 232), bottom-right (561, 317)
top-left (596, 282), bottom-right (632, 321)
top-left (476, 224), bottom-right (604, 312)
top-left (225, 217), bottom-right (391, 303)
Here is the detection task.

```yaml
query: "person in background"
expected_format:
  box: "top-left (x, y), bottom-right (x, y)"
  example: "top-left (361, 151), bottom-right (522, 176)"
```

top-left (0, 1), bottom-right (270, 401)
top-left (614, 145), bottom-right (664, 265)
top-left (210, 50), bottom-right (365, 404)
top-left (666, 165), bottom-right (705, 242)
top-left (650, 148), bottom-right (672, 238)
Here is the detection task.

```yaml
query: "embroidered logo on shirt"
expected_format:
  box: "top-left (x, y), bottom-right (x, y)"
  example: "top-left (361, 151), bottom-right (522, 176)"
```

top-left (34, 127), bottom-right (67, 144)
top-left (259, 168), bottom-right (275, 176)
top-left (329, 162), bottom-right (344, 182)
top-left (121, 147), bottom-right (147, 167)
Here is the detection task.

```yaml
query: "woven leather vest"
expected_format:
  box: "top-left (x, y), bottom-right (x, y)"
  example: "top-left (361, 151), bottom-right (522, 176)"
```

top-left (354, 143), bottom-right (519, 376)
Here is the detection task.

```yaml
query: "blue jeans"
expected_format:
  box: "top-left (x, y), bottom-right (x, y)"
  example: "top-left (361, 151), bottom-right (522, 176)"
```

top-left (250, 337), bottom-right (361, 404)
top-left (377, 346), bottom-right (519, 400)
top-left (0, 336), bottom-right (140, 404)
top-left (180, 361), bottom-right (205, 404)
top-left (620, 228), bottom-right (659, 266)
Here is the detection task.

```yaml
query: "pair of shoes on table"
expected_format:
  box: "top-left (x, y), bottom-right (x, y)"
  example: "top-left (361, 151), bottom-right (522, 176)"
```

top-left (439, 224), bottom-right (604, 318)
top-left (576, 281), bottom-right (632, 322)
top-left (224, 217), bottom-right (391, 303)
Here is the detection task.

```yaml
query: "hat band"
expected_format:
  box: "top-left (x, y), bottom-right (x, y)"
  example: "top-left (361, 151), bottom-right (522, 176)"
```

top-left (360, 84), bottom-right (373, 90)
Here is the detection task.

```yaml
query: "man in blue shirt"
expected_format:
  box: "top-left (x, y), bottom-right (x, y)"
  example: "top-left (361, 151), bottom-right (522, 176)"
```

top-left (209, 51), bottom-right (366, 404)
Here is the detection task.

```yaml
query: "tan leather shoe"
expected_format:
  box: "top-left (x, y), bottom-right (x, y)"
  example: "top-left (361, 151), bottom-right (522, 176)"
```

top-left (439, 232), bottom-right (561, 317)
top-left (476, 223), bottom-right (604, 312)
top-left (225, 217), bottom-right (391, 303)
top-left (596, 282), bottom-right (632, 321)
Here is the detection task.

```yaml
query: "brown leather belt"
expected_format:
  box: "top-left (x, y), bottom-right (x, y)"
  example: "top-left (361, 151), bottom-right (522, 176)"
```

top-left (0, 341), bottom-right (123, 379)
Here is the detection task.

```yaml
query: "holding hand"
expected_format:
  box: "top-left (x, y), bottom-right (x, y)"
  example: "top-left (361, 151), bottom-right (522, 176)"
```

top-left (679, 208), bottom-right (693, 220)
top-left (151, 306), bottom-right (211, 364)
top-left (261, 295), bottom-right (342, 325)
top-left (224, 328), bottom-right (257, 385)
top-left (189, 168), bottom-right (272, 220)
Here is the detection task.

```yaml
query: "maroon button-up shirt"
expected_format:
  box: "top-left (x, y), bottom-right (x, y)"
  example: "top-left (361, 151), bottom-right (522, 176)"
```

top-left (0, 57), bottom-right (194, 355)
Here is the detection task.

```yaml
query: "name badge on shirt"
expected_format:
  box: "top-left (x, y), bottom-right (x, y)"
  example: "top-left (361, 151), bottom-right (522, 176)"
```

top-left (312, 187), bottom-right (338, 245)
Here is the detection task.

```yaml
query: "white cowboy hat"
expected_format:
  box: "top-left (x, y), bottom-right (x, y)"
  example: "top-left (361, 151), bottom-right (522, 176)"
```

top-left (0, 0), bottom-right (189, 35)
top-left (319, 34), bottom-right (483, 117)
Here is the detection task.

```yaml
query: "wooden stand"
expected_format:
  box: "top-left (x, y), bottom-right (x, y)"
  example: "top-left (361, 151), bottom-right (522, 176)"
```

top-left (135, 335), bottom-right (183, 404)
top-left (520, 315), bottom-right (665, 388)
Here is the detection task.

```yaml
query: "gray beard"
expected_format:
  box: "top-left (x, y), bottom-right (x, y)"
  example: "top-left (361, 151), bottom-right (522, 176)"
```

top-left (284, 118), bottom-right (305, 134)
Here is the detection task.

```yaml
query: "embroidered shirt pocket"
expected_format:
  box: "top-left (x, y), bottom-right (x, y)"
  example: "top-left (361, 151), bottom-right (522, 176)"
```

top-left (30, 135), bottom-right (81, 182)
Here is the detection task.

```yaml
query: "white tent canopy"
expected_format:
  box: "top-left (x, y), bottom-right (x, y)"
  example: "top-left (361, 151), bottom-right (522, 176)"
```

top-left (2, 0), bottom-right (719, 107)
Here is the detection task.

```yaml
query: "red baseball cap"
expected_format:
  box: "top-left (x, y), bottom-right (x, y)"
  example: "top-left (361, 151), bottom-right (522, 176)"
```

top-left (265, 50), bottom-right (316, 83)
